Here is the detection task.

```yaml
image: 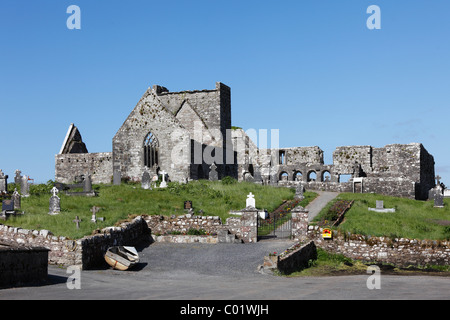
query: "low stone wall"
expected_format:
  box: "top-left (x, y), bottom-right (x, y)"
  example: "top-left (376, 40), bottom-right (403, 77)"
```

top-left (260, 241), bottom-right (317, 274)
top-left (0, 212), bottom-right (258, 270)
top-left (0, 216), bottom-right (151, 270)
top-left (308, 227), bottom-right (450, 267)
top-left (80, 216), bottom-right (151, 269)
top-left (145, 214), bottom-right (223, 236)
top-left (0, 242), bottom-right (49, 287)
top-left (152, 234), bottom-right (218, 243)
top-left (0, 225), bottom-right (81, 266)
top-left (145, 210), bottom-right (258, 243)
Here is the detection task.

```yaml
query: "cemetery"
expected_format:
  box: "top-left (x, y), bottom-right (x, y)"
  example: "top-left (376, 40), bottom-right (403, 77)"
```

top-left (0, 82), bottom-right (449, 286)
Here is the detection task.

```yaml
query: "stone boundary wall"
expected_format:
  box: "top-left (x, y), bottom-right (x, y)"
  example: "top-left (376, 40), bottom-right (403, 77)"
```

top-left (0, 224), bottom-right (81, 266)
top-left (152, 234), bottom-right (218, 243)
top-left (0, 243), bottom-right (49, 287)
top-left (145, 214), bottom-right (223, 236)
top-left (80, 216), bottom-right (151, 269)
top-left (145, 210), bottom-right (258, 243)
top-left (308, 227), bottom-right (450, 267)
top-left (0, 212), bottom-right (258, 269)
top-left (260, 241), bottom-right (317, 274)
top-left (0, 216), bottom-right (150, 270)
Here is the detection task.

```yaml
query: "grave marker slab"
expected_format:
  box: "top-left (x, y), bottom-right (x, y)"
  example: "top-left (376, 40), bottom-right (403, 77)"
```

top-left (209, 163), bottom-right (218, 181)
top-left (48, 187), bottom-right (61, 215)
top-left (141, 168), bottom-right (151, 190)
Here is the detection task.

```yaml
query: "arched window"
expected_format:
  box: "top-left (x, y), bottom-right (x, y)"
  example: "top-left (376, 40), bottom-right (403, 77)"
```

top-left (322, 171), bottom-right (331, 182)
top-left (144, 131), bottom-right (159, 168)
top-left (294, 171), bottom-right (303, 181)
top-left (307, 170), bottom-right (317, 182)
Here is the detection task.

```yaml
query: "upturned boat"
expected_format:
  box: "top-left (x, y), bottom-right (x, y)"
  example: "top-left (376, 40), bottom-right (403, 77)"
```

top-left (104, 246), bottom-right (140, 270)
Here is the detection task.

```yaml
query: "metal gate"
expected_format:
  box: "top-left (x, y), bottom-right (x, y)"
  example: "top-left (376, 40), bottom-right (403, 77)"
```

top-left (257, 212), bottom-right (292, 240)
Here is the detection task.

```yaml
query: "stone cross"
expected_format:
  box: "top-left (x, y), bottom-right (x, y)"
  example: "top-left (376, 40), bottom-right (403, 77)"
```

top-left (90, 206), bottom-right (100, 223)
top-left (160, 170), bottom-right (168, 188)
top-left (73, 216), bottom-right (81, 229)
top-left (246, 192), bottom-right (256, 208)
top-left (51, 186), bottom-right (59, 197)
top-left (436, 175), bottom-right (442, 185)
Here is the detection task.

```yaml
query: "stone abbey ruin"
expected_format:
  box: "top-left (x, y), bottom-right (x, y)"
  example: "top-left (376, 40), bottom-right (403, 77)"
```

top-left (55, 82), bottom-right (436, 200)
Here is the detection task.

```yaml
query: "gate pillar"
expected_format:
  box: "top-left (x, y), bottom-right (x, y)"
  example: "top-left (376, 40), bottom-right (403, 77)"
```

top-left (291, 206), bottom-right (309, 241)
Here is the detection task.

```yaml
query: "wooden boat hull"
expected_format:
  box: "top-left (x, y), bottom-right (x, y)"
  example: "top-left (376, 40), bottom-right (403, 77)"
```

top-left (104, 246), bottom-right (139, 271)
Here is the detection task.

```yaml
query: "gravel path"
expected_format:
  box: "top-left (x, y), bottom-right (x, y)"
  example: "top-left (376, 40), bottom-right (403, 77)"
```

top-left (306, 191), bottom-right (339, 222)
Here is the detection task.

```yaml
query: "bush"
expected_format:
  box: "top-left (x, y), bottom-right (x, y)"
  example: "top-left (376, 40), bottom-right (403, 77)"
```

top-left (29, 180), bottom-right (54, 195)
top-left (187, 228), bottom-right (207, 236)
top-left (221, 176), bottom-right (237, 185)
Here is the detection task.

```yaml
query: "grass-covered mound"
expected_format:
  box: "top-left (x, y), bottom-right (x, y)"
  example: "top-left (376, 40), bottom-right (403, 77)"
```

top-left (312, 193), bottom-right (450, 240)
top-left (5, 179), bottom-right (308, 239)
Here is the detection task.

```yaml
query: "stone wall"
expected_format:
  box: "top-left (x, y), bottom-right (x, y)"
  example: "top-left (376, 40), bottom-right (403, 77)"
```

top-left (260, 241), bottom-right (317, 275)
top-left (80, 216), bottom-right (151, 269)
top-left (0, 225), bottom-right (81, 266)
top-left (224, 209), bottom-right (258, 243)
top-left (112, 82), bottom-right (232, 184)
top-left (308, 227), bottom-right (450, 267)
top-left (145, 211), bottom-right (258, 243)
top-left (145, 214), bottom-right (223, 236)
top-left (0, 243), bottom-right (49, 287)
top-left (55, 152), bottom-right (113, 184)
top-left (0, 216), bottom-right (150, 270)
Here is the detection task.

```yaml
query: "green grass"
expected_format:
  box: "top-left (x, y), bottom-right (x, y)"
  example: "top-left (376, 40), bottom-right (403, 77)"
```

top-left (312, 193), bottom-right (450, 240)
top-left (285, 247), bottom-right (450, 277)
top-left (5, 180), bottom-right (297, 239)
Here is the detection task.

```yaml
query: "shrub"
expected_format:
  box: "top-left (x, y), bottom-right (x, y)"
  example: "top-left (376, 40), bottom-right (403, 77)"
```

top-left (221, 176), bottom-right (237, 185)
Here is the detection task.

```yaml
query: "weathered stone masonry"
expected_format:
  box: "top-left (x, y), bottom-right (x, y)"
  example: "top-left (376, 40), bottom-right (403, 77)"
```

top-left (55, 82), bottom-right (436, 200)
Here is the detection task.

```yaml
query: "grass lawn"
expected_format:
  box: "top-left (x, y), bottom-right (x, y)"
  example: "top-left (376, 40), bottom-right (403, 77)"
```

top-left (312, 192), bottom-right (450, 240)
top-left (4, 179), bottom-right (305, 239)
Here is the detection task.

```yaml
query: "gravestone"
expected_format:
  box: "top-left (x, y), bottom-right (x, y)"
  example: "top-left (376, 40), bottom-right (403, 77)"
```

top-left (294, 183), bottom-right (304, 200)
top-left (0, 170), bottom-right (8, 193)
top-left (12, 189), bottom-right (21, 210)
top-left (14, 170), bottom-right (21, 185)
top-left (141, 168), bottom-right (151, 190)
top-left (73, 216), bottom-right (81, 229)
top-left (113, 169), bottom-right (121, 185)
top-left (246, 192), bottom-right (256, 208)
top-left (48, 187), bottom-right (61, 215)
top-left (83, 173), bottom-right (92, 192)
top-left (209, 163), bottom-right (218, 181)
top-left (20, 175), bottom-right (29, 197)
top-left (159, 170), bottom-right (167, 188)
top-left (2, 200), bottom-right (14, 214)
top-left (368, 200), bottom-right (395, 213)
top-left (376, 200), bottom-right (384, 210)
top-left (90, 206), bottom-right (100, 223)
top-left (434, 184), bottom-right (444, 208)
top-left (184, 201), bottom-right (193, 210)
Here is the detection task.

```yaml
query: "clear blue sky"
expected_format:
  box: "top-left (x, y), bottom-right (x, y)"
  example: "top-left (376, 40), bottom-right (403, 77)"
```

top-left (1, 0), bottom-right (450, 185)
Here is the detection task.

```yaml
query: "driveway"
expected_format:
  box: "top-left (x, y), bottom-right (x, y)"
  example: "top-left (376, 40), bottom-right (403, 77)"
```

top-left (1, 241), bottom-right (449, 301)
